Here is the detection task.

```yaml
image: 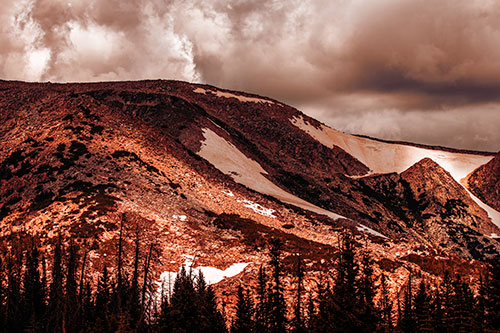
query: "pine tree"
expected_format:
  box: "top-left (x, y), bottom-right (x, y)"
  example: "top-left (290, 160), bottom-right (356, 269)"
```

top-left (291, 254), bottom-right (305, 333)
top-left (167, 265), bottom-right (200, 332)
top-left (448, 278), bottom-right (474, 332)
top-left (398, 270), bottom-right (415, 333)
top-left (82, 281), bottom-right (94, 329)
top-left (128, 229), bottom-right (141, 330)
top-left (378, 273), bottom-right (393, 331)
top-left (22, 238), bottom-right (45, 330)
top-left (358, 251), bottom-right (379, 331)
top-left (268, 238), bottom-right (287, 333)
top-left (95, 266), bottom-right (111, 330)
top-left (116, 214), bottom-right (125, 311)
top-left (413, 280), bottom-right (432, 332)
top-left (255, 265), bottom-right (269, 332)
top-left (200, 283), bottom-right (227, 333)
top-left (304, 293), bottom-right (316, 332)
top-left (475, 274), bottom-right (487, 331)
top-left (48, 236), bottom-right (64, 332)
top-left (311, 281), bottom-right (334, 332)
top-left (65, 239), bottom-right (79, 332)
top-left (0, 253), bottom-right (4, 329)
top-left (231, 285), bottom-right (254, 333)
top-left (484, 259), bottom-right (500, 330)
top-left (440, 270), bottom-right (454, 330)
top-left (430, 287), bottom-right (444, 333)
top-left (331, 232), bottom-right (361, 332)
top-left (6, 245), bottom-right (22, 332)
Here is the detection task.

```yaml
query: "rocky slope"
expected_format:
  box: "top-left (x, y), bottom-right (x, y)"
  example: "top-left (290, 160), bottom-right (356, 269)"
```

top-left (0, 79), bottom-right (499, 304)
top-left (467, 152), bottom-right (500, 211)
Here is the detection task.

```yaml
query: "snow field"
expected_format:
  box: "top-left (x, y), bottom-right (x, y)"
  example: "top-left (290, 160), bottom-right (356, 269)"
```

top-left (193, 87), bottom-right (274, 104)
top-left (198, 128), bottom-right (386, 238)
top-left (291, 116), bottom-right (500, 228)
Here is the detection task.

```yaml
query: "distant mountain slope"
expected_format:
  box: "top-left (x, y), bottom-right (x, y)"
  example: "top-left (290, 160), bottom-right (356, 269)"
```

top-left (467, 152), bottom-right (500, 212)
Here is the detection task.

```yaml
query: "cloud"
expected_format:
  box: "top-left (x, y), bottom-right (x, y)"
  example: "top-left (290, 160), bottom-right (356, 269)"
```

top-left (0, 0), bottom-right (499, 151)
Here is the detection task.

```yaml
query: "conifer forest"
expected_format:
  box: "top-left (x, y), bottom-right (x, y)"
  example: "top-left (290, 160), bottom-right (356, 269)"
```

top-left (1, 231), bottom-right (500, 332)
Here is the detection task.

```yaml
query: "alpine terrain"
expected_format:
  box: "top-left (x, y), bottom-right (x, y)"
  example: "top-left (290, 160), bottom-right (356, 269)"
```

top-left (1, 79), bottom-right (499, 330)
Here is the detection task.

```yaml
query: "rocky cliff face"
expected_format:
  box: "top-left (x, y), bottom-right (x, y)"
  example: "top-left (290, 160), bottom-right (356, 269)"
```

top-left (467, 152), bottom-right (500, 211)
top-left (0, 79), bottom-right (498, 295)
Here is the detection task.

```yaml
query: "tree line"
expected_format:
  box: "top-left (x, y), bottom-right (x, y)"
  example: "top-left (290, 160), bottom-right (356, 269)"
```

top-left (1, 231), bottom-right (500, 332)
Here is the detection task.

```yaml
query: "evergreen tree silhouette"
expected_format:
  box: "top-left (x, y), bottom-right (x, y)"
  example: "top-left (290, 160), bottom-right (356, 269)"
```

top-left (331, 232), bottom-right (361, 332)
top-left (413, 280), bottom-right (432, 332)
top-left (198, 272), bottom-right (227, 333)
top-left (430, 286), bottom-right (444, 332)
top-left (255, 265), bottom-right (270, 332)
top-left (440, 271), bottom-right (454, 330)
top-left (484, 259), bottom-right (500, 330)
top-left (231, 285), bottom-right (254, 333)
top-left (23, 238), bottom-right (46, 330)
top-left (358, 251), bottom-right (379, 331)
top-left (398, 269), bottom-right (415, 333)
top-left (6, 243), bottom-right (22, 331)
top-left (291, 254), bottom-right (305, 333)
top-left (65, 239), bottom-right (79, 332)
top-left (48, 236), bottom-right (64, 332)
top-left (268, 238), bottom-right (287, 333)
top-left (0, 253), bottom-right (4, 329)
top-left (95, 266), bottom-right (112, 331)
top-left (167, 265), bottom-right (200, 332)
top-left (448, 278), bottom-right (475, 332)
top-left (378, 273), bottom-right (393, 331)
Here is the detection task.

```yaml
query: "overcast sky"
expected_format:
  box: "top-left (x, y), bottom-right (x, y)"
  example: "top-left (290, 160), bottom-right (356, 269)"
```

top-left (2, 0), bottom-right (500, 151)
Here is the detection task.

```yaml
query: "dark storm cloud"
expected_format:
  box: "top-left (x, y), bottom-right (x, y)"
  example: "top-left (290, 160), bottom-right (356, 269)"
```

top-left (1, 0), bottom-right (499, 150)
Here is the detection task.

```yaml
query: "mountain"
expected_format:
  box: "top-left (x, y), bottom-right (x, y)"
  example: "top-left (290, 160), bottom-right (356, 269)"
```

top-left (466, 152), bottom-right (500, 211)
top-left (1, 79), bottom-right (499, 294)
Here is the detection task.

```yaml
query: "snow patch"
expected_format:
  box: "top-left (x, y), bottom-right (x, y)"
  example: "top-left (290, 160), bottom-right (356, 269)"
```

top-left (172, 214), bottom-right (187, 221)
top-left (222, 190), bottom-right (235, 197)
top-left (237, 199), bottom-right (276, 218)
top-left (159, 255), bottom-right (250, 286)
top-left (356, 224), bottom-right (388, 239)
top-left (194, 87), bottom-right (274, 104)
top-left (198, 128), bottom-right (349, 222)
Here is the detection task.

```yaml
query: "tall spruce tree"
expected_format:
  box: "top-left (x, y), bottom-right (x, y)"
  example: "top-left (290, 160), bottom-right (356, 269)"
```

top-left (291, 254), bottom-right (305, 333)
top-left (65, 239), bottom-right (79, 332)
top-left (129, 229), bottom-right (141, 329)
top-left (48, 237), bottom-right (64, 332)
top-left (484, 259), bottom-right (500, 330)
top-left (6, 245), bottom-right (22, 332)
top-left (166, 265), bottom-right (200, 332)
top-left (413, 280), bottom-right (433, 332)
top-left (0, 254), bottom-right (4, 329)
top-left (430, 286), bottom-right (444, 333)
top-left (448, 278), bottom-right (475, 332)
top-left (440, 271), bottom-right (454, 330)
top-left (231, 285), bottom-right (254, 333)
top-left (331, 232), bottom-right (361, 332)
top-left (95, 266), bottom-right (112, 331)
top-left (358, 251), bottom-right (379, 332)
top-left (255, 265), bottom-right (269, 332)
top-left (398, 270), bottom-right (415, 333)
top-left (378, 273), bottom-right (393, 331)
top-left (22, 238), bottom-right (45, 330)
top-left (268, 238), bottom-right (287, 333)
